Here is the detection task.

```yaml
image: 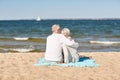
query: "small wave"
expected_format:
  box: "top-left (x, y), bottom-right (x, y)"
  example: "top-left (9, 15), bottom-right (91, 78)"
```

top-left (28, 38), bottom-right (46, 42)
top-left (90, 41), bottom-right (120, 45)
top-left (0, 38), bottom-right (13, 41)
top-left (14, 37), bottom-right (29, 40)
top-left (13, 37), bottom-right (46, 42)
top-left (10, 48), bottom-right (34, 52)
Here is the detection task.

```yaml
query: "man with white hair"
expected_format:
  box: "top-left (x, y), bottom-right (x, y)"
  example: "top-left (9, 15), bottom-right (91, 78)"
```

top-left (45, 24), bottom-right (78, 63)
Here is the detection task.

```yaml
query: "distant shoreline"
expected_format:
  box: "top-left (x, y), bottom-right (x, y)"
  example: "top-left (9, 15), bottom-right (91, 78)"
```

top-left (1, 18), bottom-right (120, 21)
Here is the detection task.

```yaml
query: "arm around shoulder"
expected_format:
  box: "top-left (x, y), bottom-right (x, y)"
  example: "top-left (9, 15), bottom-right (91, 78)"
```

top-left (60, 34), bottom-right (79, 47)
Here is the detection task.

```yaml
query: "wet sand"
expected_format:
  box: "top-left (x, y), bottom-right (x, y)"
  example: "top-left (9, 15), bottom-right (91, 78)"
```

top-left (0, 52), bottom-right (120, 80)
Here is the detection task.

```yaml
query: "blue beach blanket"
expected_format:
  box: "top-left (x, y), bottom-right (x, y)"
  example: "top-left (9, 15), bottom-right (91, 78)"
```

top-left (34, 57), bottom-right (99, 67)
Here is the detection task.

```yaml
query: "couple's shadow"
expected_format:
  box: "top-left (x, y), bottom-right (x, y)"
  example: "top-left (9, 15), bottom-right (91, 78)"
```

top-left (78, 56), bottom-right (92, 62)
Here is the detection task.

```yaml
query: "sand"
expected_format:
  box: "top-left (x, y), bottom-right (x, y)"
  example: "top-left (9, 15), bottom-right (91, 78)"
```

top-left (0, 52), bottom-right (120, 80)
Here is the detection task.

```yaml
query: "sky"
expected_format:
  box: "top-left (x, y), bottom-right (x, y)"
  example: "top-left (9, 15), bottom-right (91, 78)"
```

top-left (0, 0), bottom-right (120, 20)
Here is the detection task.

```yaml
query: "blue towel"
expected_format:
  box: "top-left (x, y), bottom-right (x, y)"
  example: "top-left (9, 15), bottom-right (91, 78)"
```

top-left (34, 58), bottom-right (99, 67)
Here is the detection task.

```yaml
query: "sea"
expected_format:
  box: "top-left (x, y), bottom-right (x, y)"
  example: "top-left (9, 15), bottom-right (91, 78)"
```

top-left (0, 19), bottom-right (120, 53)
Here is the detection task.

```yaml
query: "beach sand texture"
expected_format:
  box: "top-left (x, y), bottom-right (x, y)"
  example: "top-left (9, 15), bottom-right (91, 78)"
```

top-left (0, 52), bottom-right (120, 80)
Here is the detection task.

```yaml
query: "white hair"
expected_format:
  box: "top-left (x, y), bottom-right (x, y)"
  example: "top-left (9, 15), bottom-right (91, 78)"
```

top-left (61, 28), bottom-right (70, 36)
top-left (51, 24), bottom-right (60, 32)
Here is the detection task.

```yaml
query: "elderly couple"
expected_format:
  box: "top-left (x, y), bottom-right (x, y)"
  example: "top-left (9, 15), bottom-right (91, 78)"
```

top-left (45, 24), bottom-right (79, 63)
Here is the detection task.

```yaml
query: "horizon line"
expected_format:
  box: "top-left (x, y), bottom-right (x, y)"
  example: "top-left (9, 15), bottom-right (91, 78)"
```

top-left (0, 18), bottom-right (120, 21)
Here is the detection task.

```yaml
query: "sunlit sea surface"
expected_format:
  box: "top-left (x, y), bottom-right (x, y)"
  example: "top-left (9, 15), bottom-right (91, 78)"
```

top-left (0, 19), bottom-right (120, 52)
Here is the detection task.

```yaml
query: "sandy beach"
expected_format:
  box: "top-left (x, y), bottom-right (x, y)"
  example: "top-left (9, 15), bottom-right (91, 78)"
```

top-left (0, 52), bottom-right (120, 80)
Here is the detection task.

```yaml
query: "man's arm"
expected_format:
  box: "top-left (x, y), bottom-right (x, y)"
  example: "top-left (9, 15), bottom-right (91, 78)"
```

top-left (59, 34), bottom-right (79, 47)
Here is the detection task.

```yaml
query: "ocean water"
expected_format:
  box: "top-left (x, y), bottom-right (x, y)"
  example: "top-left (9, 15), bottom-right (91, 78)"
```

top-left (0, 19), bottom-right (120, 52)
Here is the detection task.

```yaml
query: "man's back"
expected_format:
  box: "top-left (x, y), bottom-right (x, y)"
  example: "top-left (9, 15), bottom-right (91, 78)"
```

top-left (45, 34), bottom-right (63, 62)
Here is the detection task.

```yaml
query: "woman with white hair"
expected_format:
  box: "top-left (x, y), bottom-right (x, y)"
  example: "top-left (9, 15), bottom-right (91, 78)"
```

top-left (61, 28), bottom-right (79, 63)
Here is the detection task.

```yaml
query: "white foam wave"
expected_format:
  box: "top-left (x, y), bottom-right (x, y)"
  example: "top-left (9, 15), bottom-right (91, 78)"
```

top-left (10, 48), bottom-right (34, 52)
top-left (14, 37), bottom-right (29, 40)
top-left (90, 41), bottom-right (120, 45)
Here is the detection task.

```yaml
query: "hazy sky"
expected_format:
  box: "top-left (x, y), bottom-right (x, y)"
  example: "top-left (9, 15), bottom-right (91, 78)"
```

top-left (0, 0), bottom-right (120, 20)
